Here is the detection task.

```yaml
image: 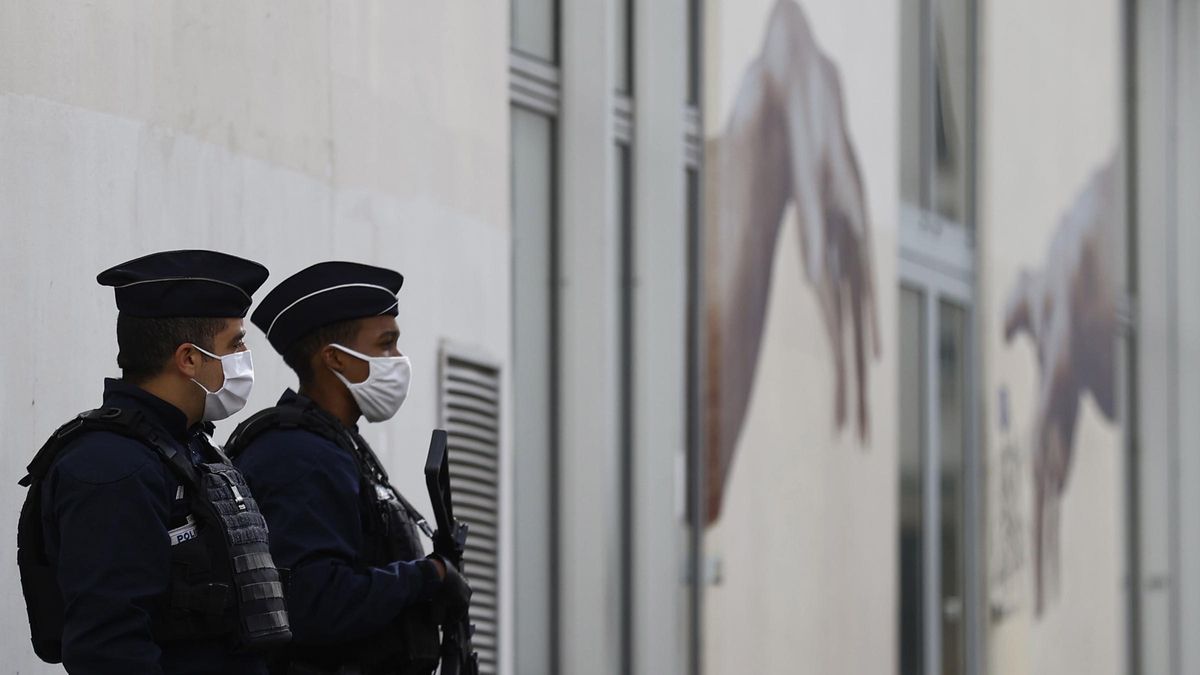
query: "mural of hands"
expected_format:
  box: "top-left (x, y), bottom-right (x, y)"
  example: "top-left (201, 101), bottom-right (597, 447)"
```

top-left (703, 0), bottom-right (881, 525)
top-left (1002, 157), bottom-right (1119, 614)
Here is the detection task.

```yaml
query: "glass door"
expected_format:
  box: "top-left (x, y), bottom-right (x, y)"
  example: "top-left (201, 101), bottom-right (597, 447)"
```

top-left (899, 0), bottom-right (979, 671)
top-left (898, 274), bottom-right (975, 675)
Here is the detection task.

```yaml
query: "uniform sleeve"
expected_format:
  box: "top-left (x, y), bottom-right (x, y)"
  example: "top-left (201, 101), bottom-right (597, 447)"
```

top-left (46, 436), bottom-right (171, 675)
top-left (236, 430), bottom-right (441, 644)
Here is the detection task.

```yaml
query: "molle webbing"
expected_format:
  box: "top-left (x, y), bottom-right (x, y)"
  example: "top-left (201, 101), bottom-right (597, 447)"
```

top-left (197, 462), bottom-right (291, 647)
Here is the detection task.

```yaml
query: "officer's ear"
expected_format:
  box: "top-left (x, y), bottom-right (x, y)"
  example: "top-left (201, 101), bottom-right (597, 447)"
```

top-left (319, 345), bottom-right (349, 377)
top-left (172, 343), bottom-right (206, 379)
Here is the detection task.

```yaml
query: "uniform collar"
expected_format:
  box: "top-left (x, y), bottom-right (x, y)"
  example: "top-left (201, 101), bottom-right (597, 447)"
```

top-left (279, 389), bottom-right (360, 433)
top-left (278, 388), bottom-right (304, 407)
top-left (102, 378), bottom-right (193, 441)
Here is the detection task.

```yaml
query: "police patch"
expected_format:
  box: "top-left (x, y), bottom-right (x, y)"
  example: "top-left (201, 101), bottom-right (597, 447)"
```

top-left (168, 515), bottom-right (197, 546)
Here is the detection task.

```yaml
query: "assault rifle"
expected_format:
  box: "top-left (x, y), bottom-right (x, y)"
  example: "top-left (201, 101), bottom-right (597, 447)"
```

top-left (424, 430), bottom-right (480, 675)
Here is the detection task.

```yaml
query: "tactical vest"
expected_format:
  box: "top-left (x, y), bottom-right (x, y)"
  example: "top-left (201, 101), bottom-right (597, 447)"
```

top-left (226, 399), bottom-right (439, 675)
top-left (226, 401), bottom-right (430, 567)
top-left (16, 407), bottom-right (292, 663)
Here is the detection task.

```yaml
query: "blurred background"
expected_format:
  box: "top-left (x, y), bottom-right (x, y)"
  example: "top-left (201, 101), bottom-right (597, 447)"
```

top-left (1, 1), bottom-right (1197, 673)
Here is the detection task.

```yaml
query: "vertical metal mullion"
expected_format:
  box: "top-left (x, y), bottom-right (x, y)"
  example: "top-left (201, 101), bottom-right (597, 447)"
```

top-left (686, 168), bottom-right (704, 675)
top-left (918, 1), bottom-right (941, 669)
top-left (617, 142), bottom-right (634, 675)
top-left (1166, 2), bottom-right (1182, 672)
top-left (687, 1), bottom-right (706, 673)
top-left (553, 0), bottom-right (562, 66)
top-left (963, 1), bottom-right (983, 671)
top-left (924, 290), bottom-right (943, 675)
top-left (1121, 0), bottom-right (1141, 670)
top-left (964, 302), bottom-right (982, 675)
top-left (630, 0), bottom-right (637, 95)
top-left (964, 0), bottom-right (978, 244)
top-left (549, 9), bottom-right (563, 675)
top-left (548, 114), bottom-right (562, 675)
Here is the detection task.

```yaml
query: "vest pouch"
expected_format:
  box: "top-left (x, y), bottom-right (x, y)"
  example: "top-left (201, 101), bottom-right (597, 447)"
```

top-left (17, 556), bottom-right (64, 663)
top-left (17, 422), bottom-right (71, 664)
top-left (196, 463), bottom-right (292, 651)
top-left (155, 532), bottom-right (234, 642)
top-left (378, 493), bottom-right (426, 563)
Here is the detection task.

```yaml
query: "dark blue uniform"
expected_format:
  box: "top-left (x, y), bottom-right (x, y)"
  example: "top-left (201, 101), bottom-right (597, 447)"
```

top-left (41, 379), bottom-right (268, 675)
top-left (232, 390), bottom-right (440, 646)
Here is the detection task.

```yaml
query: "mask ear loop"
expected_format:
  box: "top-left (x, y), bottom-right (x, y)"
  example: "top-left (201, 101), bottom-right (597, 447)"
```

top-left (329, 343), bottom-right (376, 362)
top-left (189, 344), bottom-right (231, 394)
top-left (191, 365), bottom-right (221, 395)
top-left (326, 344), bottom-right (357, 384)
top-left (328, 344), bottom-right (381, 387)
top-left (190, 343), bottom-right (223, 360)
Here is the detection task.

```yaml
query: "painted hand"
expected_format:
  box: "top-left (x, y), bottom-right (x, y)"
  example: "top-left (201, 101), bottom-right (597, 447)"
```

top-left (1002, 157), bottom-right (1118, 613)
top-left (703, 0), bottom-right (880, 525)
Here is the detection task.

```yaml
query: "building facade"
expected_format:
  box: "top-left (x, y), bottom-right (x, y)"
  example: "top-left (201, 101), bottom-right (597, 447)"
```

top-left (2, 1), bottom-right (1200, 674)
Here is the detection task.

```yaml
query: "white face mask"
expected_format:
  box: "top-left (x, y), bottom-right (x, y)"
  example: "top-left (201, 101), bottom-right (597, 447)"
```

top-left (329, 343), bottom-right (411, 423)
top-left (190, 345), bottom-right (255, 422)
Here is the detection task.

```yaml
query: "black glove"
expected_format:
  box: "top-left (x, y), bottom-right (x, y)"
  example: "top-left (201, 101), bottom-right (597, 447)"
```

top-left (429, 554), bottom-right (472, 624)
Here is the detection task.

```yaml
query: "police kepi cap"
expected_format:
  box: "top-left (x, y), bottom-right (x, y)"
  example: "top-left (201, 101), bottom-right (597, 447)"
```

top-left (96, 250), bottom-right (269, 318)
top-left (251, 261), bottom-right (404, 354)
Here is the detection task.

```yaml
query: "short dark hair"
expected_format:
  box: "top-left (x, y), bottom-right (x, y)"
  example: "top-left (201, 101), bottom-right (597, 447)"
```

top-left (116, 315), bottom-right (227, 384)
top-left (283, 318), bottom-right (363, 385)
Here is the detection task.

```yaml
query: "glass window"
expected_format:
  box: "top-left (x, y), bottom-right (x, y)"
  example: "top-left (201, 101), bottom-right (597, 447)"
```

top-left (899, 286), bottom-right (926, 675)
top-left (510, 105), bottom-right (556, 675)
top-left (899, 0), bottom-right (926, 208)
top-left (512, 0), bottom-right (557, 63)
top-left (899, 0), bottom-right (974, 225)
top-left (932, 0), bottom-right (971, 223)
top-left (615, 0), bottom-right (633, 94)
top-left (899, 292), bottom-right (970, 675)
top-left (687, 0), bottom-right (700, 105)
top-left (939, 301), bottom-right (968, 675)
top-left (899, 2), bottom-right (978, 671)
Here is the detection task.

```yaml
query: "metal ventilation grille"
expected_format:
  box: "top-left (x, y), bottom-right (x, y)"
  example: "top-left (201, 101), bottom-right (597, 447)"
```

top-left (439, 349), bottom-right (501, 674)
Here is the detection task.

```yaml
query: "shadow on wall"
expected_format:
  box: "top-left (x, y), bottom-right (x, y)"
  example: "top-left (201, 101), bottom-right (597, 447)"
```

top-left (1002, 156), bottom-right (1119, 615)
top-left (703, 0), bottom-right (881, 526)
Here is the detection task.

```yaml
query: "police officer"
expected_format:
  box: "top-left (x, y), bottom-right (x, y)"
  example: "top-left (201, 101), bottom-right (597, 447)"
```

top-left (227, 261), bottom-right (470, 675)
top-left (18, 250), bottom-right (290, 674)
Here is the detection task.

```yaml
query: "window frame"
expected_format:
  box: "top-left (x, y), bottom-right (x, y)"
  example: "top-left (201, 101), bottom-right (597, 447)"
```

top-left (897, 0), bottom-right (983, 674)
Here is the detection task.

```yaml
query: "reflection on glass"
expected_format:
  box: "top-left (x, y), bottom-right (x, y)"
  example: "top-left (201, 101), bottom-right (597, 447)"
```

top-left (899, 287), bottom-right (925, 675)
top-left (510, 106), bottom-right (556, 675)
top-left (512, 0), bottom-right (557, 63)
top-left (939, 301), bottom-right (967, 675)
